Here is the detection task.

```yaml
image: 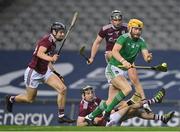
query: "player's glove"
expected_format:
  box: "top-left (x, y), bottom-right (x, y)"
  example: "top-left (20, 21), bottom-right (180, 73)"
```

top-left (53, 71), bottom-right (65, 83)
top-left (142, 99), bottom-right (152, 113)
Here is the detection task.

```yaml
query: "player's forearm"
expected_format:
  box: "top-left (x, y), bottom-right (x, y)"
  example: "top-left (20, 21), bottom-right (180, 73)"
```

top-left (90, 36), bottom-right (103, 59)
top-left (90, 44), bottom-right (99, 59)
top-left (90, 41), bottom-right (101, 59)
top-left (37, 52), bottom-right (54, 62)
top-left (112, 49), bottom-right (125, 63)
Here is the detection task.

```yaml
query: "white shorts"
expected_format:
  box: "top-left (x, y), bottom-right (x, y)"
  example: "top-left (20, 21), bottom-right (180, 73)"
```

top-left (105, 64), bottom-right (128, 83)
top-left (24, 67), bottom-right (53, 88)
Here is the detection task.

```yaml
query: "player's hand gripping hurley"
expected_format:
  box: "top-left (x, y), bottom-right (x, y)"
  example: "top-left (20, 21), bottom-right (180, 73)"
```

top-left (57, 11), bottom-right (79, 55)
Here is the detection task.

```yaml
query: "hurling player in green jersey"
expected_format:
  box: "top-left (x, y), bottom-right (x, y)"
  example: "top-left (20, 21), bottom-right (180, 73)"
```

top-left (103, 19), bottom-right (153, 121)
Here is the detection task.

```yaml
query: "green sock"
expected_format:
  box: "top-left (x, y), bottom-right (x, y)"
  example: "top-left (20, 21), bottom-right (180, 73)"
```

top-left (89, 100), bottom-right (107, 119)
top-left (105, 91), bottom-right (126, 113)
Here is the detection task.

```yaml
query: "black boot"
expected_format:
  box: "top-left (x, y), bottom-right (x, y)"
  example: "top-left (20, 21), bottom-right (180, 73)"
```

top-left (58, 115), bottom-right (76, 123)
top-left (5, 95), bottom-right (13, 112)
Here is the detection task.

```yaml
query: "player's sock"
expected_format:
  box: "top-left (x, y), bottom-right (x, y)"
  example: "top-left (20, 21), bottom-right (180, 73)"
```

top-left (58, 108), bottom-right (65, 118)
top-left (105, 91), bottom-right (125, 113)
top-left (146, 88), bottom-right (165, 105)
top-left (106, 112), bottom-right (122, 126)
top-left (146, 98), bottom-right (156, 105)
top-left (9, 96), bottom-right (16, 103)
top-left (153, 114), bottom-right (165, 121)
top-left (88, 100), bottom-right (107, 119)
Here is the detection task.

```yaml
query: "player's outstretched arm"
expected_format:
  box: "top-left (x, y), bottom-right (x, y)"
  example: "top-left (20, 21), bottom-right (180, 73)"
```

top-left (88, 35), bottom-right (103, 64)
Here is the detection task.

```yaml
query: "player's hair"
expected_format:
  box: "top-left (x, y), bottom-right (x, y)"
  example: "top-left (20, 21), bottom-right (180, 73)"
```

top-left (51, 22), bottom-right (66, 32)
top-left (110, 10), bottom-right (122, 20)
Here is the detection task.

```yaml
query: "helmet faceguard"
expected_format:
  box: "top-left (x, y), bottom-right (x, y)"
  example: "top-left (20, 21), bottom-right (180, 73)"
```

top-left (51, 22), bottom-right (66, 41)
top-left (51, 22), bottom-right (66, 33)
top-left (110, 10), bottom-right (122, 29)
top-left (81, 85), bottom-right (94, 95)
top-left (110, 10), bottom-right (122, 20)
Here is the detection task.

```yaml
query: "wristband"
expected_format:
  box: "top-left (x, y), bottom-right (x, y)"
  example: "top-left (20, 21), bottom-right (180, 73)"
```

top-left (120, 58), bottom-right (125, 63)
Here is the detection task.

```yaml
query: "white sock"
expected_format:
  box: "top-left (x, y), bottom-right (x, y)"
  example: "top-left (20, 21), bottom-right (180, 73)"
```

top-left (106, 112), bottom-right (121, 126)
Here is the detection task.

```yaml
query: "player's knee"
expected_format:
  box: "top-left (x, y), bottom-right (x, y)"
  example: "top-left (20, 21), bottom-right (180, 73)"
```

top-left (57, 85), bottom-right (67, 94)
top-left (61, 86), bottom-right (67, 92)
top-left (26, 98), bottom-right (35, 103)
top-left (126, 86), bottom-right (132, 95)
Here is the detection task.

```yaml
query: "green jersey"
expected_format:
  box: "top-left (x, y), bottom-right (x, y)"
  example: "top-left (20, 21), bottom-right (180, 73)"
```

top-left (109, 33), bottom-right (147, 67)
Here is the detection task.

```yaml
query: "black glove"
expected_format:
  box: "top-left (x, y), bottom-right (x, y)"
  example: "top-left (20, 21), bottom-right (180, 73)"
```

top-left (53, 71), bottom-right (65, 83)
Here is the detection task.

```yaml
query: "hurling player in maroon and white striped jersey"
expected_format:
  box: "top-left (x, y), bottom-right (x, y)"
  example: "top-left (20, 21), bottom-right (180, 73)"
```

top-left (5, 22), bottom-right (75, 123)
top-left (77, 86), bottom-right (106, 126)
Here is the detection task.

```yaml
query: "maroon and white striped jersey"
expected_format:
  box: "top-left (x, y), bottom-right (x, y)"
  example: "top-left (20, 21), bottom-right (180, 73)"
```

top-left (98, 23), bottom-right (128, 51)
top-left (28, 34), bottom-right (56, 74)
top-left (78, 97), bottom-right (101, 117)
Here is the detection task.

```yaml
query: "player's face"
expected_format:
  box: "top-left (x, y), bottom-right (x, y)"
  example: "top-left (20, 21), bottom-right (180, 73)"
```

top-left (130, 27), bottom-right (142, 39)
top-left (111, 19), bottom-right (122, 28)
top-left (54, 30), bottom-right (65, 41)
top-left (84, 89), bottom-right (94, 102)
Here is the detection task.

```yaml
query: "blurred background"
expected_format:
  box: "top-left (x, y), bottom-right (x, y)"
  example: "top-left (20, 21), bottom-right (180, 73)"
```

top-left (0, 0), bottom-right (179, 126)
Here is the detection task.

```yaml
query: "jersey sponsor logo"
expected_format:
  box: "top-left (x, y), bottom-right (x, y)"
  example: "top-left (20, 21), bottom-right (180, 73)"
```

top-left (108, 33), bottom-right (113, 36)
top-left (108, 37), bottom-right (116, 43)
top-left (127, 43), bottom-right (139, 49)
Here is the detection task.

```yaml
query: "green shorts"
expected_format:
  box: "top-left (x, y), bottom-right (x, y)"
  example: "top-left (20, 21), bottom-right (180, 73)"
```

top-left (105, 64), bottom-right (128, 83)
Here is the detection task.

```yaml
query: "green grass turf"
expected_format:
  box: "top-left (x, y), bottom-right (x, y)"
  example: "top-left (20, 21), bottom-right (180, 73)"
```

top-left (0, 126), bottom-right (179, 131)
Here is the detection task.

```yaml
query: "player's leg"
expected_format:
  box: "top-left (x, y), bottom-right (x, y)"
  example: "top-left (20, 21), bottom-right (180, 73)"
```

top-left (12, 87), bottom-right (37, 103)
top-left (103, 64), bottom-right (132, 121)
top-left (106, 84), bottom-right (120, 105)
top-left (136, 110), bottom-right (175, 124)
top-left (85, 84), bottom-right (118, 123)
top-left (5, 87), bottom-right (37, 112)
top-left (106, 105), bottom-right (130, 126)
top-left (128, 67), bottom-right (152, 112)
top-left (120, 89), bottom-right (170, 124)
top-left (121, 88), bottom-right (166, 120)
top-left (45, 72), bottom-right (75, 123)
top-left (5, 67), bottom-right (39, 112)
top-left (128, 67), bottom-right (146, 99)
top-left (144, 88), bottom-right (165, 105)
top-left (104, 76), bottom-right (132, 121)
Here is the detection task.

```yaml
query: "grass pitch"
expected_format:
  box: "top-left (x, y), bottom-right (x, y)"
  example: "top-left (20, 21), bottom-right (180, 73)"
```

top-left (0, 126), bottom-right (179, 131)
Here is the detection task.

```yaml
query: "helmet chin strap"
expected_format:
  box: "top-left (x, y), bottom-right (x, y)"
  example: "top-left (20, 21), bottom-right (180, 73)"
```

top-left (128, 27), bottom-right (132, 38)
top-left (52, 31), bottom-right (63, 42)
